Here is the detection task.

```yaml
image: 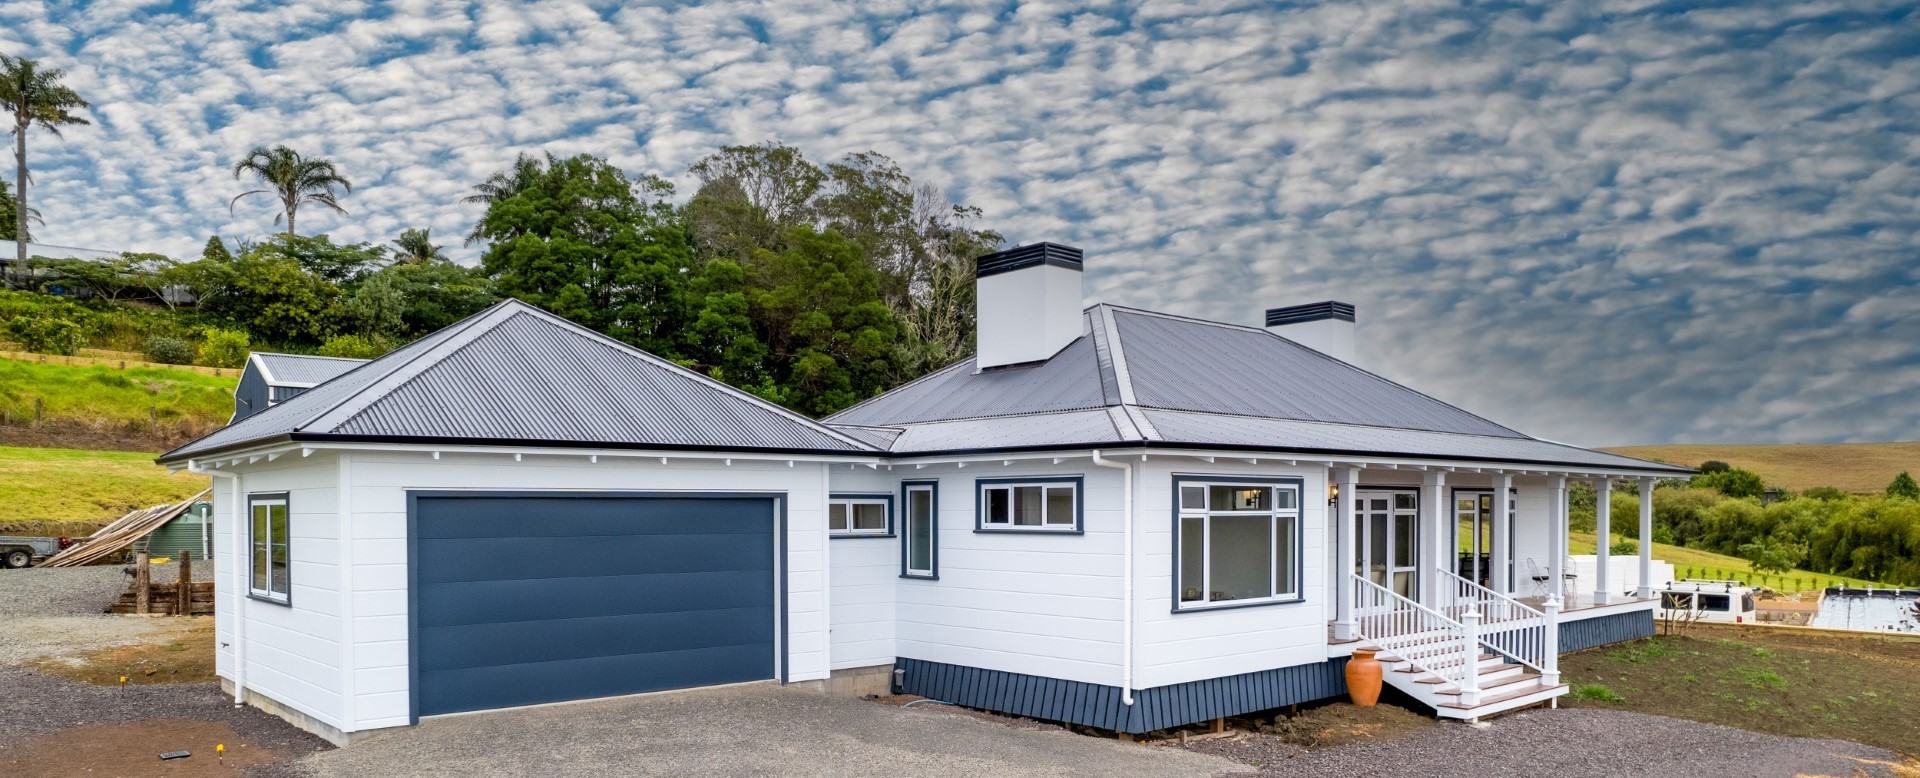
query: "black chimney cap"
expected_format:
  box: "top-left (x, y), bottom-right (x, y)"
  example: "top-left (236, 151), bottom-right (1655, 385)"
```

top-left (1265, 301), bottom-right (1355, 326)
top-left (976, 242), bottom-right (1084, 278)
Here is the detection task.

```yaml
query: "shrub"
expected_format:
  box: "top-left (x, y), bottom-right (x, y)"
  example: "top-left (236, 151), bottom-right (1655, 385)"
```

top-left (4, 313), bottom-right (85, 355)
top-left (315, 334), bottom-right (389, 359)
top-left (1699, 460), bottom-right (1732, 474)
top-left (1693, 468), bottom-right (1765, 499)
top-left (198, 327), bottom-right (250, 368)
top-left (1570, 683), bottom-right (1624, 702)
top-left (141, 335), bottom-right (194, 365)
top-left (1887, 472), bottom-right (1919, 501)
top-left (1803, 486), bottom-right (1847, 501)
top-left (1609, 539), bottom-right (1638, 556)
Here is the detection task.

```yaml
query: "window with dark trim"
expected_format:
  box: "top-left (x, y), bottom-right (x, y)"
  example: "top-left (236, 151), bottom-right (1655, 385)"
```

top-left (249, 493), bottom-right (291, 604)
top-left (1173, 477), bottom-right (1303, 611)
top-left (828, 493), bottom-right (893, 537)
top-left (901, 481), bottom-right (937, 579)
top-left (975, 476), bottom-right (1083, 532)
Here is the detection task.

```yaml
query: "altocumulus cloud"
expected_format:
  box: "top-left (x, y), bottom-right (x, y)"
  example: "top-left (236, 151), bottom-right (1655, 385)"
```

top-left (3, 0), bottom-right (1917, 447)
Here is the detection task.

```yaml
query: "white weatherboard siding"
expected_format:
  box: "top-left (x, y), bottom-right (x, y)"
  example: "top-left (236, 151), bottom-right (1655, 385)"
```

top-left (825, 468), bottom-right (900, 670)
top-left (1133, 460), bottom-right (1329, 691)
top-left (211, 453), bottom-right (347, 732)
top-left (890, 463), bottom-right (1125, 687)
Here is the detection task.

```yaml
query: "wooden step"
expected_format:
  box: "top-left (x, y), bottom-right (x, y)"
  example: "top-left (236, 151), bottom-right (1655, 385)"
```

top-left (1437, 682), bottom-right (1568, 711)
top-left (1432, 671), bottom-right (1543, 697)
top-left (1415, 662), bottom-right (1522, 685)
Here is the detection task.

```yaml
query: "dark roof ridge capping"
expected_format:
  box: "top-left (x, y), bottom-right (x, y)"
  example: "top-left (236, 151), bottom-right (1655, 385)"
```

top-left (975, 242), bottom-right (1084, 278)
top-left (160, 299), bottom-right (877, 462)
top-left (1265, 301), bottom-right (1355, 326)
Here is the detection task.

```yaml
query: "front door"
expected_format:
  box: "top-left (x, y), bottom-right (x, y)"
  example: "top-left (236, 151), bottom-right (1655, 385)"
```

top-left (1354, 490), bottom-right (1419, 599)
top-left (1453, 489), bottom-right (1516, 591)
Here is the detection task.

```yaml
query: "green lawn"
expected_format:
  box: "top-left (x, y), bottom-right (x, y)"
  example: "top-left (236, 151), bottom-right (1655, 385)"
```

top-left (0, 357), bottom-right (235, 428)
top-left (0, 445), bottom-right (209, 531)
top-left (1571, 530), bottom-right (1883, 590)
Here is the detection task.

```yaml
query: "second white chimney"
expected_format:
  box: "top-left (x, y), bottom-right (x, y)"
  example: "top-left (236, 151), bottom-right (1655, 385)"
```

top-left (1266, 301), bottom-right (1356, 364)
top-left (975, 243), bottom-right (1085, 370)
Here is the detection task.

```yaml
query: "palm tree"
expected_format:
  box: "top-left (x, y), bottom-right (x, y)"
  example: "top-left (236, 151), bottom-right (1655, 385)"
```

top-left (0, 180), bottom-right (43, 242)
top-left (390, 227), bottom-right (445, 264)
top-left (1, 55), bottom-right (90, 288)
top-left (462, 152), bottom-right (549, 244)
top-left (230, 145), bottom-right (352, 236)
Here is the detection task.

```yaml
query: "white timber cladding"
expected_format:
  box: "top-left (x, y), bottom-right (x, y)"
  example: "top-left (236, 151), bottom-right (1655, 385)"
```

top-left (974, 263), bottom-right (1084, 369)
top-left (210, 452), bottom-right (347, 732)
top-left (827, 469), bottom-right (903, 669)
top-left (212, 448), bottom-right (835, 734)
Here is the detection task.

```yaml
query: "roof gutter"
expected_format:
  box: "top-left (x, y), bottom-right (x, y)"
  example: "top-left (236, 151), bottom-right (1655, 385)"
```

top-left (1090, 449), bottom-right (1137, 707)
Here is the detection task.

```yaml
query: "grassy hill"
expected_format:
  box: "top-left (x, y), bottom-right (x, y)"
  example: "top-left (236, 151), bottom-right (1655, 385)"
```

top-left (1571, 530), bottom-right (1881, 591)
top-left (1601, 442), bottom-right (1920, 495)
top-left (0, 355), bottom-right (236, 451)
top-left (0, 445), bottom-right (210, 535)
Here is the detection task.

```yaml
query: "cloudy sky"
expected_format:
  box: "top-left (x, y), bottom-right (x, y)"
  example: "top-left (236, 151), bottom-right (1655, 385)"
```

top-left (5, 0), bottom-right (1918, 447)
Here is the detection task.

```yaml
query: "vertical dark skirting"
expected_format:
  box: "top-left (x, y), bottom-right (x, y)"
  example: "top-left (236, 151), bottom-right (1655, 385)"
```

top-left (892, 657), bottom-right (1349, 734)
top-left (1558, 609), bottom-right (1657, 652)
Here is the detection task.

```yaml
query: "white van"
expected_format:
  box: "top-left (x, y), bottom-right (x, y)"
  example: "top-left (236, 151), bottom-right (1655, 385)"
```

top-left (1659, 579), bottom-right (1759, 624)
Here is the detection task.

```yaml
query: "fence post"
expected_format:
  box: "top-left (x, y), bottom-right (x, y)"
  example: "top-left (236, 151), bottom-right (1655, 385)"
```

top-left (34, 397), bottom-right (43, 424)
top-left (1541, 597), bottom-right (1561, 687)
top-left (135, 552), bottom-right (151, 615)
top-left (178, 550), bottom-right (192, 617)
top-left (1459, 609), bottom-right (1482, 706)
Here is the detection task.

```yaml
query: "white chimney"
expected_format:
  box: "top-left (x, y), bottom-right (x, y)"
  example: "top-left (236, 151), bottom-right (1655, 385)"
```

top-left (975, 242), bottom-right (1085, 370)
top-left (1266, 301), bottom-right (1356, 363)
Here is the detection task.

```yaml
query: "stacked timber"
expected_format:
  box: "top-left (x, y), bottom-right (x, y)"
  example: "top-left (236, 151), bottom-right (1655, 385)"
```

top-left (108, 581), bottom-right (215, 615)
top-left (40, 489), bottom-right (211, 568)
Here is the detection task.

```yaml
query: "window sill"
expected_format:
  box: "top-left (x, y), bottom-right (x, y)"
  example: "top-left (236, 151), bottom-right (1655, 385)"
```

top-left (1171, 596), bottom-right (1306, 614)
top-left (830, 533), bottom-right (896, 539)
top-left (973, 526), bottom-right (1083, 535)
top-left (900, 572), bottom-right (939, 581)
top-left (247, 592), bottom-right (292, 607)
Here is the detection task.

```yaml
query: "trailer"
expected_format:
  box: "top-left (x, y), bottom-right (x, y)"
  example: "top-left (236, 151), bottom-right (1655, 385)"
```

top-left (0, 536), bottom-right (66, 569)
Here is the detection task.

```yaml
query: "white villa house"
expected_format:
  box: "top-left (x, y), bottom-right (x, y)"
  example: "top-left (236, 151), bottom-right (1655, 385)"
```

top-left (158, 242), bottom-right (1689, 744)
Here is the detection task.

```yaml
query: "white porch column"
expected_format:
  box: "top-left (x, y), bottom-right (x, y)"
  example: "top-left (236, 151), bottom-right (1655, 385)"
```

top-left (1420, 470), bottom-right (1447, 610)
top-left (1547, 476), bottom-right (1568, 603)
top-left (1332, 467), bottom-right (1361, 641)
top-left (1593, 477), bottom-right (1611, 605)
top-left (1492, 473), bottom-right (1513, 595)
top-left (1637, 477), bottom-right (1655, 598)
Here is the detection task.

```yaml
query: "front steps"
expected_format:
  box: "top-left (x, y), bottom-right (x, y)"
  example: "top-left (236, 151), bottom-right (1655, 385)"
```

top-left (1364, 647), bottom-right (1567, 721)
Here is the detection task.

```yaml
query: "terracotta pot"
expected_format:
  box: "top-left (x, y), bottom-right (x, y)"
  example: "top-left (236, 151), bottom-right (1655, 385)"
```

top-left (1346, 649), bottom-right (1383, 707)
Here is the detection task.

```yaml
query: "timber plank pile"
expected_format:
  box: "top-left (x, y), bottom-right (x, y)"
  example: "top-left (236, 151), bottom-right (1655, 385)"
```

top-left (109, 550), bottom-right (213, 616)
top-left (39, 489), bottom-right (210, 568)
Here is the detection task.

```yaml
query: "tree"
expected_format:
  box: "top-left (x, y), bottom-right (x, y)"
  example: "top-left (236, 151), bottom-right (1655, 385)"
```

top-left (390, 228), bottom-right (445, 265)
top-left (0, 180), bottom-right (43, 241)
top-left (201, 236), bottom-right (233, 262)
top-left (1888, 472), bottom-right (1920, 501)
top-left (1738, 538), bottom-right (1807, 576)
top-left (746, 227), bottom-right (902, 415)
top-left (247, 233), bottom-right (385, 285)
top-left (1693, 467), bottom-right (1765, 499)
top-left (1, 55), bottom-right (90, 287)
top-left (472, 152), bottom-right (657, 329)
top-left (1698, 460), bottom-right (1731, 474)
top-left (377, 260), bottom-right (496, 335)
top-left (345, 271), bottom-right (406, 336)
top-left (462, 152), bottom-right (550, 244)
top-left (230, 145), bottom-right (352, 236)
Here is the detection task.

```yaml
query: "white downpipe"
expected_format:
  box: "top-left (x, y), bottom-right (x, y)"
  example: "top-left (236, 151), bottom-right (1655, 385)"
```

top-left (1091, 450), bottom-right (1135, 706)
top-left (190, 461), bottom-right (245, 706)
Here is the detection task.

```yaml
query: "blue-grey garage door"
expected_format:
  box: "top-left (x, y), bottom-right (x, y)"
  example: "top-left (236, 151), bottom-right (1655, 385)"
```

top-left (410, 493), bottom-right (778, 718)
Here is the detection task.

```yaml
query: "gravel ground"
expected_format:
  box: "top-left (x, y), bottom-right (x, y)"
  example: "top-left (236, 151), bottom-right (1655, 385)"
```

top-left (1188, 707), bottom-right (1909, 778)
top-left (0, 563), bottom-right (216, 665)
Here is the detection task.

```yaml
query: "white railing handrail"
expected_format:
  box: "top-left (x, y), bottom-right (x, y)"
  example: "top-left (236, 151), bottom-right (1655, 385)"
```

top-left (1349, 574), bottom-right (1475, 695)
top-left (1435, 569), bottom-right (1548, 673)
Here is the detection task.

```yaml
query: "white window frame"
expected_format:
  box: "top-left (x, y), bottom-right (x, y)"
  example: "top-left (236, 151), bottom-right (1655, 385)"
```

top-left (248, 493), bottom-right (292, 604)
top-left (828, 495), bottom-right (893, 537)
top-left (976, 477), bottom-right (1082, 533)
top-left (1174, 479), bottom-right (1303, 611)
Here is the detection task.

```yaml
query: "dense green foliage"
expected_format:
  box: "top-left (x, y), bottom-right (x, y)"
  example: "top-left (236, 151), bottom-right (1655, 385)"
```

top-left (196, 327), bottom-right (249, 368)
top-left (1887, 471), bottom-right (1919, 500)
top-left (1610, 485), bottom-right (1920, 586)
top-left (1691, 467), bottom-right (1766, 499)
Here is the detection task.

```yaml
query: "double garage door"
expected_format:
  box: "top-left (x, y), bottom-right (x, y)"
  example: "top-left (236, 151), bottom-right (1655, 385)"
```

top-left (411, 493), bottom-right (778, 717)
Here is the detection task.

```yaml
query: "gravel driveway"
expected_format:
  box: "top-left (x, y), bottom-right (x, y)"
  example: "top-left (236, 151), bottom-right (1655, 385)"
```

top-left (0, 564), bottom-right (209, 665)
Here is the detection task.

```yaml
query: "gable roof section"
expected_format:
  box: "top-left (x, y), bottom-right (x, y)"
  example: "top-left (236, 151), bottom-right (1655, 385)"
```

top-left (161, 300), bottom-right (876, 462)
top-left (250, 352), bottom-right (368, 386)
top-left (825, 304), bottom-right (1688, 473)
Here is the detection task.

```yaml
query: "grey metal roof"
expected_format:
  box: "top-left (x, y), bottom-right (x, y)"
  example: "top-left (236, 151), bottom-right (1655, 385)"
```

top-left (161, 300), bottom-right (876, 462)
top-left (825, 304), bottom-right (1687, 473)
top-left (252, 352), bottom-right (367, 386)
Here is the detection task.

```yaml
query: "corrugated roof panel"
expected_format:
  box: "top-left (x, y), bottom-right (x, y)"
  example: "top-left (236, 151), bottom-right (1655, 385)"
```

top-left (162, 301), bottom-right (874, 461)
top-left (1111, 308), bottom-right (1522, 438)
top-left (253, 352), bottom-right (367, 385)
top-left (1140, 410), bottom-right (1687, 472)
top-left (824, 333), bottom-right (1109, 426)
top-left (882, 410), bottom-right (1128, 453)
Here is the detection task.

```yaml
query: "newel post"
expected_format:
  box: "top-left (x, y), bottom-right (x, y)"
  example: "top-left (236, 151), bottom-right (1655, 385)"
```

top-left (1541, 597), bottom-right (1561, 687)
top-left (1459, 609), bottom-right (1482, 706)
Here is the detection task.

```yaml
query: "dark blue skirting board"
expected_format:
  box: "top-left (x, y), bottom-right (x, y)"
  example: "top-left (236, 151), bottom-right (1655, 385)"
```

top-left (892, 656), bottom-right (1349, 734)
top-left (1559, 609), bottom-right (1656, 652)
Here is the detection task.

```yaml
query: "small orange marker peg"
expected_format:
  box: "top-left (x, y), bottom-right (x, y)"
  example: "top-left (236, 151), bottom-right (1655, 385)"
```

top-left (119, 676), bottom-right (127, 685)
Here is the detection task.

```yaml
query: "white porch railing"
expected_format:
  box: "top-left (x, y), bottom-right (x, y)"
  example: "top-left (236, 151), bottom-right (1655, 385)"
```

top-left (1349, 574), bottom-right (1484, 704)
top-left (1434, 570), bottom-right (1552, 674)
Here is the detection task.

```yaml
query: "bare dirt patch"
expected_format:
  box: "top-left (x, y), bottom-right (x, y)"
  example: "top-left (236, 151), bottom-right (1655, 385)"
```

top-left (1, 719), bottom-right (280, 777)
top-left (29, 617), bottom-right (215, 685)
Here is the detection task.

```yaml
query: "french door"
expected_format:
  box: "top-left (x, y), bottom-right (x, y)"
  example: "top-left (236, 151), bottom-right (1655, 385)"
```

top-left (1452, 489), bottom-right (1516, 591)
top-left (1353, 490), bottom-right (1419, 599)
